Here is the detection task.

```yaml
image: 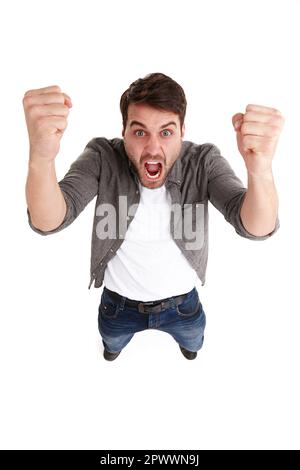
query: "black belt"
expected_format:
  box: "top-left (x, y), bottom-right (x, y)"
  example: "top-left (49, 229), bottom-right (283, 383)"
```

top-left (104, 287), bottom-right (189, 314)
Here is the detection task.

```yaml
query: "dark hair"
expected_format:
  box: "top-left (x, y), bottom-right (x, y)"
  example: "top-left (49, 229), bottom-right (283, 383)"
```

top-left (120, 72), bottom-right (187, 132)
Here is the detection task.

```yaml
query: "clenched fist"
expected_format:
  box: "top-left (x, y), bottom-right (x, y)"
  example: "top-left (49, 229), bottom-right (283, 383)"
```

top-left (232, 104), bottom-right (285, 176)
top-left (23, 85), bottom-right (72, 161)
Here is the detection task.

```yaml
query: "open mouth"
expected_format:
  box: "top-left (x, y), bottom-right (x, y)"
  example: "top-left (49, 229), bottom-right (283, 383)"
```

top-left (144, 161), bottom-right (163, 181)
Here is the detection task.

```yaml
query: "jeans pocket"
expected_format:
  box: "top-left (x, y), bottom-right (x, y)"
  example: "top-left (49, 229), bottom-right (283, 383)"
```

top-left (176, 289), bottom-right (202, 318)
top-left (98, 291), bottom-right (120, 319)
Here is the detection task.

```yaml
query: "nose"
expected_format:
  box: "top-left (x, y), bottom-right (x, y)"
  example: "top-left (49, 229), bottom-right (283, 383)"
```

top-left (144, 134), bottom-right (162, 156)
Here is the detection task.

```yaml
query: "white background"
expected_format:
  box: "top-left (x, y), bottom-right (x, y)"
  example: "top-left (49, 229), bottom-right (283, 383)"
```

top-left (0, 0), bottom-right (299, 450)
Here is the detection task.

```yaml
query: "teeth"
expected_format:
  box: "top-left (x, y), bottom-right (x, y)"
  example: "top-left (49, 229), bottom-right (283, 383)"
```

top-left (146, 161), bottom-right (161, 165)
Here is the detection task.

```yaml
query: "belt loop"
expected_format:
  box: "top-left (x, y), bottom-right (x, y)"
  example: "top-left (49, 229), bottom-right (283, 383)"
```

top-left (119, 295), bottom-right (126, 311)
top-left (170, 296), bottom-right (176, 310)
top-left (137, 303), bottom-right (144, 314)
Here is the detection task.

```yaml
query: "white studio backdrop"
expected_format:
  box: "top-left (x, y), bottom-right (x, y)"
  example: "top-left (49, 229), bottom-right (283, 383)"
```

top-left (0, 0), bottom-right (299, 450)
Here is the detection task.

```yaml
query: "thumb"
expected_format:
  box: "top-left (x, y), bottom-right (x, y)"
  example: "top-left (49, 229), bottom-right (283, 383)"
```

top-left (232, 112), bottom-right (244, 132)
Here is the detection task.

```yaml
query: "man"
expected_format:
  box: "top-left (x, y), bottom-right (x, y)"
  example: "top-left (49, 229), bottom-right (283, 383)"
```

top-left (24, 73), bottom-right (284, 361)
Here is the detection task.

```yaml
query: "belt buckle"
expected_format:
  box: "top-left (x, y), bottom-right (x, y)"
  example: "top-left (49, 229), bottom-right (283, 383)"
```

top-left (138, 301), bottom-right (155, 314)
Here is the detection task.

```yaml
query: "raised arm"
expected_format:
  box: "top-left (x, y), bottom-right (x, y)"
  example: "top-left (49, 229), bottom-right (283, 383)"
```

top-left (232, 104), bottom-right (284, 236)
top-left (23, 85), bottom-right (72, 231)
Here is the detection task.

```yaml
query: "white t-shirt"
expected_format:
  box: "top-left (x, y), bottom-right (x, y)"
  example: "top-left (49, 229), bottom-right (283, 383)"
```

top-left (103, 182), bottom-right (198, 301)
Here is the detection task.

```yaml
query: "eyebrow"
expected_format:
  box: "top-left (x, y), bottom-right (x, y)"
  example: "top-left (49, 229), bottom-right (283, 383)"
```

top-left (129, 120), bottom-right (177, 129)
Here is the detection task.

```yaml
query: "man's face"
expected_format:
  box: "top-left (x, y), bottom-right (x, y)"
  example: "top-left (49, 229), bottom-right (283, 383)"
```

top-left (122, 103), bottom-right (185, 189)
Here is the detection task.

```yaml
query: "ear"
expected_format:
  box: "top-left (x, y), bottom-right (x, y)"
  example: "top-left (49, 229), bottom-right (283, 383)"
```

top-left (181, 122), bottom-right (185, 138)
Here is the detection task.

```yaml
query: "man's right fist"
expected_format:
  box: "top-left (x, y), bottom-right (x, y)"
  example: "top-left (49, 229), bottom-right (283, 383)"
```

top-left (23, 85), bottom-right (72, 161)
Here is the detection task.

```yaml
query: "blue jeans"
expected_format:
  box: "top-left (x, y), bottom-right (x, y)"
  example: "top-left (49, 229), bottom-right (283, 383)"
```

top-left (97, 286), bottom-right (206, 354)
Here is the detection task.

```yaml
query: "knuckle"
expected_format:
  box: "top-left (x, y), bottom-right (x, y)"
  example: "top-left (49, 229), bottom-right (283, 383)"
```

top-left (29, 104), bottom-right (39, 115)
top-left (277, 114), bottom-right (285, 126)
top-left (24, 89), bottom-right (34, 97)
top-left (53, 92), bottom-right (65, 103)
top-left (270, 125), bottom-right (281, 136)
top-left (243, 112), bottom-right (251, 122)
top-left (27, 105), bottom-right (41, 119)
top-left (269, 115), bottom-right (284, 129)
top-left (22, 94), bottom-right (32, 107)
top-left (240, 122), bottom-right (247, 134)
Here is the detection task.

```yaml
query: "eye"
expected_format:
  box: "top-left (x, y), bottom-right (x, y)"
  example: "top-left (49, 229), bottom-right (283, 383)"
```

top-left (161, 129), bottom-right (172, 137)
top-left (135, 130), bottom-right (145, 137)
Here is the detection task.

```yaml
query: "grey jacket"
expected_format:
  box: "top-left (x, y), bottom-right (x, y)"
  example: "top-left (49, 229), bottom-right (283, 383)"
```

top-left (27, 137), bottom-right (280, 289)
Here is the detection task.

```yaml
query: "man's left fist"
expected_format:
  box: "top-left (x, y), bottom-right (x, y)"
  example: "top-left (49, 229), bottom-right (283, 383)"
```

top-left (232, 104), bottom-right (285, 176)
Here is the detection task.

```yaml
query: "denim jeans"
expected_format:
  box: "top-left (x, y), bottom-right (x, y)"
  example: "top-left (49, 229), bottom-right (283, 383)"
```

top-left (97, 286), bottom-right (206, 354)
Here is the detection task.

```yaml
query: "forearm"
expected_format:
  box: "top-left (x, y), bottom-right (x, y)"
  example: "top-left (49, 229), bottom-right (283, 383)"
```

top-left (240, 170), bottom-right (279, 237)
top-left (26, 155), bottom-right (67, 231)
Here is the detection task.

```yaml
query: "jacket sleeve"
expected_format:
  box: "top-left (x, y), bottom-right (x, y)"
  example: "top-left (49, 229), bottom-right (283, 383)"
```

top-left (206, 143), bottom-right (280, 240)
top-left (27, 139), bottom-right (101, 236)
